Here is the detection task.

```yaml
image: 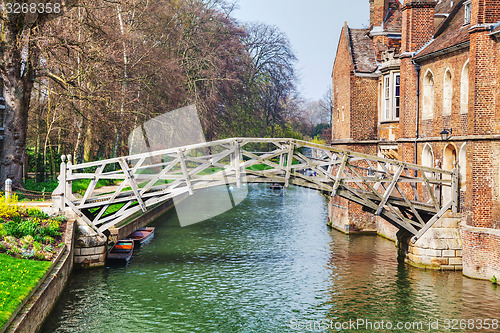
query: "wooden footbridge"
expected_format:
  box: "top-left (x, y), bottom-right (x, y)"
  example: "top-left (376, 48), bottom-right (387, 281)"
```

top-left (52, 138), bottom-right (458, 242)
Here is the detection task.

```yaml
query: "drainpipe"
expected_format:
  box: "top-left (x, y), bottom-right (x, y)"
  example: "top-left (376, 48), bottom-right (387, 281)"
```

top-left (412, 60), bottom-right (421, 176)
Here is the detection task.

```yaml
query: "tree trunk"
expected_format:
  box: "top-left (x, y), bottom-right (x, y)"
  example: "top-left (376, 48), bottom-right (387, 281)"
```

top-left (0, 71), bottom-right (33, 188)
top-left (83, 123), bottom-right (93, 162)
top-left (113, 4), bottom-right (129, 158)
top-left (0, 16), bottom-right (39, 188)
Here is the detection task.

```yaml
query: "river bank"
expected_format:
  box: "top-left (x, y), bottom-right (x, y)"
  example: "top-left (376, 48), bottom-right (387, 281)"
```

top-left (41, 185), bottom-right (500, 333)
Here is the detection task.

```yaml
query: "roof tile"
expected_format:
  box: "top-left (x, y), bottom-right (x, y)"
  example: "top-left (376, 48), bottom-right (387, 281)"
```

top-left (349, 28), bottom-right (378, 73)
top-left (416, 2), bottom-right (470, 58)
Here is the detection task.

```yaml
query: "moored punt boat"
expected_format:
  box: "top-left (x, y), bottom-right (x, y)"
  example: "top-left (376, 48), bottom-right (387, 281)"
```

top-left (125, 227), bottom-right (155, 247)
top-left (107, 240), bottom-right (134, 264)
top-left (270, 183), bottom-right (284, 190)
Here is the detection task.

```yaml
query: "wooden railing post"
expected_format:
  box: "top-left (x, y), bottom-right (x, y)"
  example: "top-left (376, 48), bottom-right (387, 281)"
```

top-left (66, 154), bottom-right (73, 199)
top-left (60, 155), bottom-right (67, 211)
top-left (5, 178), bottom-right (12, 201)
top-left (434, 159), bottom-right (442, 207)
top-left (284, 141), bottom-right (294, 188)
top-left (235, 140), bottom-right (241, 187)
top-left (451, 161), bottom-right (459, 213)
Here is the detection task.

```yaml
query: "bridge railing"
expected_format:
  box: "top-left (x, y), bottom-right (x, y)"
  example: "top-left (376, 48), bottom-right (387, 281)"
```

top-left (52, 138), bottom-right (458, 241)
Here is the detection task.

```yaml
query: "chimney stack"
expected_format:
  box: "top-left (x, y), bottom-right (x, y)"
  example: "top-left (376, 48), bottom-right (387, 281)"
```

top-left (401, 0), bottom-right (436, 53)
top-left (471, 0), bottom-right (500, 26)
top-left (371, 0), bottom-right (390, 27)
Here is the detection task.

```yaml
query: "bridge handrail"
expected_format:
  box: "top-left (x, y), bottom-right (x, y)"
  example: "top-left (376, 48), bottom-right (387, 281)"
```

top-left (67, 137), bottom-right (453, 176)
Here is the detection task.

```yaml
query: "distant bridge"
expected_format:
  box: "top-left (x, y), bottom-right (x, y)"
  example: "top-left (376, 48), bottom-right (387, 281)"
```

top-left (52, 138), bottom-right (458, 242)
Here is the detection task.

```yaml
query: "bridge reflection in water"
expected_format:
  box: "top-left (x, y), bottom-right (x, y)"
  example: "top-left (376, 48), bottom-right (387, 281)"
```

top-left (42, 186), bottom-right (499, 333)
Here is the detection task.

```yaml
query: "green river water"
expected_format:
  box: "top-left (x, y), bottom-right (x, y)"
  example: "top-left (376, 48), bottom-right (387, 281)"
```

top-left (42, 185), bottom-right (500, 332)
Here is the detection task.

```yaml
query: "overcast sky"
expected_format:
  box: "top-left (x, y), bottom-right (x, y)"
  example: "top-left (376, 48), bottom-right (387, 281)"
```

top-left (233, 0), bottom-right (370, 101)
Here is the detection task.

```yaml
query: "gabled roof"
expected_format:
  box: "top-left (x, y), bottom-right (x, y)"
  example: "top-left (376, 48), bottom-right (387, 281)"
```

top-left (435, 0), bottom-right (455, 15)
top-left (493, 21), bottom-right (500, 33)
top-left (415, 0), bottom-right (469, 59)
top-left (349, 28), bottom-right (378, 73)
top-left (383, 0), bottom-right (402, 32)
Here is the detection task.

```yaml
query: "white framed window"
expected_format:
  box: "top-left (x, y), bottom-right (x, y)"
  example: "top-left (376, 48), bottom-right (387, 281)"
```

top-left (381, 72), bottom-right (400, 122)
top-left (394, 74), bottom-right (400, 119)
top-left (384, 75), bottom-right (390, 120)
top-left (464, 1), bottom-right (471, 25)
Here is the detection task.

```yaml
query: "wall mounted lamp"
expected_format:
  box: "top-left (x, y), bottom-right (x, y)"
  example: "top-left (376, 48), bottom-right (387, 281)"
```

top-left (440, 128), bottom-right (453, 141)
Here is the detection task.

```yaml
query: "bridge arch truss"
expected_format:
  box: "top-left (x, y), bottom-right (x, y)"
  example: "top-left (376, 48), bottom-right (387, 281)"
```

top-left (53, 138), bottom-right (458, 242)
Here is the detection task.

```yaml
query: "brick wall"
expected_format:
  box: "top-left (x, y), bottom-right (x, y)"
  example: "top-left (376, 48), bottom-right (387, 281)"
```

top-left (461, 224), bottom-right (500, 280)
top-left (373, 0), bottom-right (390, 27)
top-left (350, 76), bottom-right (379, 140)
top-left (468, 29), bottom-right (499, 230)
top-left (401, 0), bottom-right (436, 53)
top-left (379, 122), bottom-right (402, 141)
top-left (329, 143), bottom-right (379, 233)
top-left (417, 50), bottom-right (470, 139)
top-left (457, 1), bottom-right (500, 282)
top-left (471, 0), bottom-right (500, 25)
top-left (332, 26), bottom-right (353, 141)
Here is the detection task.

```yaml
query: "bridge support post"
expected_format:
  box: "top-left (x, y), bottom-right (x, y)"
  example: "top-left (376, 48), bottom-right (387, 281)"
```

top-left (60, 155), bottom-right (67, 211)
top-left (451, 164), bottom-right (459, 213)
top-left (396, 229), bottom-right (413, 264)
top-left (235, 141), bottom-right (241, 187)
top-left (284, 142), bottom-right (294, 188)
top-left (4, 178), bottom-right (12, 201)
top-left (66, 155), bottom-right (73, 199)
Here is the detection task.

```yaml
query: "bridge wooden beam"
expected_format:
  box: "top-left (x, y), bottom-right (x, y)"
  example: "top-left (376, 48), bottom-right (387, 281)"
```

top-left (59, 138), bottom-right (458, 236)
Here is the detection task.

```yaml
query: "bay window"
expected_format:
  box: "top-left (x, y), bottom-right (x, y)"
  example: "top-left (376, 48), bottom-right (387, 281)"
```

top-left (382, 72), bottom-right (400, 122)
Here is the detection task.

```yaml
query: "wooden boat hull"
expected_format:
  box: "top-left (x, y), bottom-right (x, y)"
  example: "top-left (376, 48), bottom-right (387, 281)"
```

top-left (126, 227), bottom-right (155, 247)
top-left (107, 240), bottom-right (134, 264)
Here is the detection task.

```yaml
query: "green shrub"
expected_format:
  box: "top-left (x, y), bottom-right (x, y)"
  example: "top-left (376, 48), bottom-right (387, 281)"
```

top-left (5, 221), bottom-right (21, 238)
top-left (21, 235), bottom-right (34, 245)
top-left (51, 215), bottom-right (66, 223)
top-left (18, 219), bottom-right (40, 237)
top-left (24, 207), bottom-right (49, 219)
top-left (4, 236), bottom-right (16, 245)
top-left (33, 241), bottom-right (43, 252)
top-left (0, 194), bottom-right (20, 218)
top-left (42, 236), bottom-right (54, 244)
top-left (0, 223), bottom-right (6, 238)
top-left (39, 225), bottom-right (60, 238)
top-left (9, 245), bottom-right (21, 255)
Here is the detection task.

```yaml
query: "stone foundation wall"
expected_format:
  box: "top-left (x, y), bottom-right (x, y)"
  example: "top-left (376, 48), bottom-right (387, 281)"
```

top-left (73, 220), bottom-right (107, 269)
top-left (376, 217), bottom-right (398, 241)
top-left (406, 212), bottom-right (462, 270)
top-left (328, 197), bottom-right (377, 234)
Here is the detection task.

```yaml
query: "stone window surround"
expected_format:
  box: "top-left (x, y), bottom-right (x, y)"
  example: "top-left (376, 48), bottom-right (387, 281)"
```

top-left (460, 60), bottom-right (469, 114)
top-left (423, 69), bottom-right (435, 121)
top-left (381, 71), bottom-right (400, 123)
top-left (443, 68), bottom-right (453, 116)
top-left (463, 0), bottom-right (471, 25)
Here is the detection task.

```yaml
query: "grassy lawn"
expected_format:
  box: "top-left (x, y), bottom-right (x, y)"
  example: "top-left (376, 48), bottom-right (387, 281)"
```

top-left (246, 164), bottom-right (274, 171)
top-left (0, 253), bottom-right (51, 328)
top-left (22, 178), bottom-right (117, 199)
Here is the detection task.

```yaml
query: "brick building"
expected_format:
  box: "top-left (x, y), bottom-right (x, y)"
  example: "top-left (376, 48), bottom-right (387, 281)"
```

top-left (331, 0), bottom-right (500, 281)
